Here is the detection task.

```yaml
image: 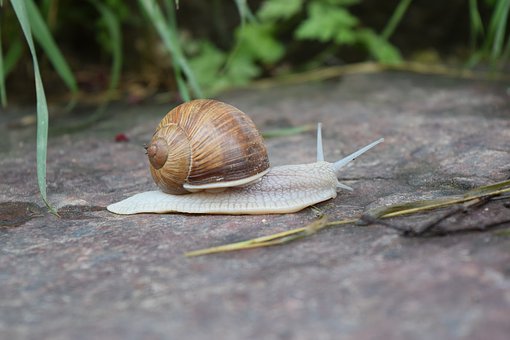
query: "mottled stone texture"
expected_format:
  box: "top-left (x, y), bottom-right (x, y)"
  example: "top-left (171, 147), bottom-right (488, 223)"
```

top-left (1, 73), bottom-right (509, 340)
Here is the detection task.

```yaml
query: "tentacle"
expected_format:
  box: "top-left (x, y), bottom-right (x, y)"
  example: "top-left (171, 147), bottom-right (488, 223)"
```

top-left (317, 123), bottom-right (324, 162)
top-left (333, 138), bottom-right (384, 175)
top-left (336, 182), bottom-right (353, 191)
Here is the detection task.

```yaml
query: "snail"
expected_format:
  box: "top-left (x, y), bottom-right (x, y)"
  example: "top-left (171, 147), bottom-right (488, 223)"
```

top-left (107, 99), bottom-right (383, 215)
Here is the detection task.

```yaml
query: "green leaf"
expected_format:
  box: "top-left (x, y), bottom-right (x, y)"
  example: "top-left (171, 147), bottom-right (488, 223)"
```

top-left (188, 36), bottom-right (267, 95)
top-left (188, 41), bottom-right (227, 91)
top-left (357, 29), bottom-right (402, 64)
top-left (25, 0), bottom-right (78, 95)
top-left (335, 28), bottom-right (357, 44)
top-left (258, 0), bottom-right (303, 21)
top-left (295, 2), bottom-right (358, 43)
top-left (224, 55), bottom-right (261, 85)
top-left (236, 23), bottom-right (285, 64)
top-left (10, 0), bottom-right (55, 213)
top-left (3, 38), bottom-right (23, 77)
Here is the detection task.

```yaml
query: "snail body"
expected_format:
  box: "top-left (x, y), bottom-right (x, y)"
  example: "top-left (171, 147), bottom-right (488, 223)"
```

top-left (107, 100), bottom-right (383, 215)
top-left (108, 162), bottom-right (338, 214)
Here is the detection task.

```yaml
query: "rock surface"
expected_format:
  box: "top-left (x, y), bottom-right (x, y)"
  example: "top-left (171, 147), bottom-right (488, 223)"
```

top-left (1, 72), bottom-right (509, 339)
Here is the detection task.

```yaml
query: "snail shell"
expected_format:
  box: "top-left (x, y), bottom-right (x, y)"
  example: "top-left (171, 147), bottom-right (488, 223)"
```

top-left (146, 99), bottom-right (270, 194)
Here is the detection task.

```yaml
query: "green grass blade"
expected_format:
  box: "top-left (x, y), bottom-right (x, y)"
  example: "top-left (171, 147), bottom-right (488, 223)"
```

top-left (10, 0), bottom-right (55, 213)
top-left (90, 0), bottom-right (122, 107)
top-left (139, 0), bottom-right (203, 99)
top-left (221, 0), bottom-right (257, 76)
top-left (381, 0), bottom-right (413, 40)
top-left (234, 0), bottom-right (256, 24)
top-left (489, 0), bottom-right (509, 61)
top-left (163, 0), bottom-right (190, 101)
top-left (468, 0), bottom-right (484, 49)
top-left (25, 0), bottom-right (78, 96)
top-left (3, 37), bottom-right (23, 77)
top-left (0, 19), bottom-right (6, 107)
top-left (501, 31), bottom-right (510, 63)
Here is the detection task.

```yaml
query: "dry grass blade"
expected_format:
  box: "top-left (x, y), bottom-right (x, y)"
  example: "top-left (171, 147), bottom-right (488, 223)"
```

top-left (464, 179), bottom-right (510, 196)
top-left (185, 216), bottom-right (329, 257)
top-left (251, 62), bottom-right (510, 90)
top-left (185, 216), bottom-right (360, 257)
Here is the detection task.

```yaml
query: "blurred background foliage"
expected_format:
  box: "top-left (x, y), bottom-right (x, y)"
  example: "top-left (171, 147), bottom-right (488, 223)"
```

top-left (1, 0), bottom-right (509, 106)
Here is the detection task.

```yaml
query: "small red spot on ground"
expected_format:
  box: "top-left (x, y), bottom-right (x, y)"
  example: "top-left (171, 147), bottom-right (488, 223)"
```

top-left (115, 133), bottom-right (129, 142)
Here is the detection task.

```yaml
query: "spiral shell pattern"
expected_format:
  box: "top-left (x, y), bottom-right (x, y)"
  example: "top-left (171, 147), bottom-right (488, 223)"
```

top-left (147, 99), bottom-right (270, 194)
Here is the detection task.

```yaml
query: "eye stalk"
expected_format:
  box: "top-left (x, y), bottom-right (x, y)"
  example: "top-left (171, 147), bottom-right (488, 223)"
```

top-left (332, 137), bottom-right (384, 175)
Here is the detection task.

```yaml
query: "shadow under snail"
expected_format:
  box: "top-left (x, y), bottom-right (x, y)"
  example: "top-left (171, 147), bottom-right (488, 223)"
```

top-left (107, 99), bottom-right (383, 215)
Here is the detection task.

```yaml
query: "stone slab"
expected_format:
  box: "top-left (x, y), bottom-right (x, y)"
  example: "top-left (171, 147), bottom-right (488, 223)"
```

top-left (1, 72), bottom-right (509, 339)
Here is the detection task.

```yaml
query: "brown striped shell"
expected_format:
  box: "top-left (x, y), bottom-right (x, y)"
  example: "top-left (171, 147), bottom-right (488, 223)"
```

top-left (146, 99), bottom-right (270, 195)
